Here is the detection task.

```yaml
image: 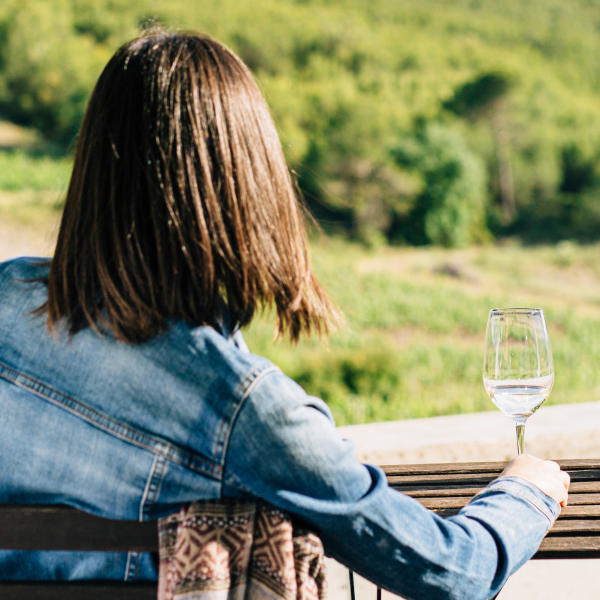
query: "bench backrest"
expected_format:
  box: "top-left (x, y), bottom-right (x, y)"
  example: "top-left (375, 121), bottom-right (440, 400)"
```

top-left (0, 505), bottom-right (158, 599)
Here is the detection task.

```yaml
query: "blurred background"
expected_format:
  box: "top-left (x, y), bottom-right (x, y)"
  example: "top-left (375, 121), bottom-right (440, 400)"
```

top-left (2, 0), bottom-right (600, 425)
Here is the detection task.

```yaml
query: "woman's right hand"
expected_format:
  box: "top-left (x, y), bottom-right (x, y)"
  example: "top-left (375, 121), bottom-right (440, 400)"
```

top-left (500, 454), bottom-right (570, 507)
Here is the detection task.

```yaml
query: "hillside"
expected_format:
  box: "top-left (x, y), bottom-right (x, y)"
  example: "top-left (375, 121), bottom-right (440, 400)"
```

top-left (2, 0), bottom-right (600, 244)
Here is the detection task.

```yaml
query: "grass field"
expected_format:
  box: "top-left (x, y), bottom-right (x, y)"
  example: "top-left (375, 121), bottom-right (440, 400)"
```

top-left (0, 123), bottom-right (70, 258)
top-left (2, 124), bottom-right (600, 426)
top-left (244, 239), bottom-right (600, 424)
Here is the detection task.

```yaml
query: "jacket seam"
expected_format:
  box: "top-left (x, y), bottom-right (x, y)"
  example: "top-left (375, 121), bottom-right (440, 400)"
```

top-left (140, 454), bottom-right (165, 521)
top-left (125, 453), bottom-right (166, 581)
top-left (146, 455), bottom-right (167, 522)
top-left (472, 484), bottom-right (556, 526)
top-left (0, 360), bottom-right (219, 480)
top-left (222, 472), bottom-right (255, 496)
top-left (212, 364), bottom-right (280, 466)
top-left (218, 366), bottom-right (280, 497)
top-left (124, 552), bottom-right (135, 583)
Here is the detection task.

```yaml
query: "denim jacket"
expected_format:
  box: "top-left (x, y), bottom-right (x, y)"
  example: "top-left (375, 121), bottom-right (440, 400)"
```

top-left (0, 257), bottom-right (559, 600)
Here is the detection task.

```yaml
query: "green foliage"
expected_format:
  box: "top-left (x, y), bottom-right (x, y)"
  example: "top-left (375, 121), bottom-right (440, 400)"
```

top-left (559, 144), bottom-right (597, 194)
top-left (281, 339), bottom-right (488, 424)
top-left (3, 0), bottom-right (600, 241)
top-left (0, 150), bottom-right (72, 191)
top-left (444, 72), bottom-right (514, 119)
top-left (4, 138), bottom-right (600, 425)
top-left (0, 0), bottom-right (144, 143)
top-left (5, 2), bottom-right (600, 427)
top-left (391, 125), bottom-right (489, 247)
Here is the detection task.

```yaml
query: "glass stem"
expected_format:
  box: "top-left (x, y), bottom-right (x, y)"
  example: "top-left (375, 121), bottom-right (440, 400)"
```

top-left (515, 422), bottom-right (525, 455)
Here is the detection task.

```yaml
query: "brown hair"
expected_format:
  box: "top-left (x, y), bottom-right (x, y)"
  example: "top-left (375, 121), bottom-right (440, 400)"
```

top-left (44, 29), bottom-right (340, 343)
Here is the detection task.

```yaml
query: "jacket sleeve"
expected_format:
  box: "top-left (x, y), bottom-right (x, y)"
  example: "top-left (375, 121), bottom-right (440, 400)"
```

top-left (223, 369), bottom-right (559, 600)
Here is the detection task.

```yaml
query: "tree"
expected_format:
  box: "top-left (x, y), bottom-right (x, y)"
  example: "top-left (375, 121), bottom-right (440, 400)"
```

top-left (444, 72), bottom-right (515, 221)
top-left (390, 124), bottom-right (489, 248)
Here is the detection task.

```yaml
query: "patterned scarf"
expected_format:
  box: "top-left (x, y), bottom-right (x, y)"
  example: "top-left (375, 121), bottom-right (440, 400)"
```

top-left (158, 500), bottom-right (328, 600)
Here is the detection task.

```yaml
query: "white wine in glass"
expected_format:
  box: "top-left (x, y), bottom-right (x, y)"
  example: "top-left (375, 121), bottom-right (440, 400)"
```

top-left (483, 308), bottom-right (554, 455)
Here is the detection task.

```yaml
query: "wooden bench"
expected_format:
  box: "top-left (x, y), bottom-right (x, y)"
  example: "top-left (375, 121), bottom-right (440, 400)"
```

top-left (2, 459), bottom-right (599, 599)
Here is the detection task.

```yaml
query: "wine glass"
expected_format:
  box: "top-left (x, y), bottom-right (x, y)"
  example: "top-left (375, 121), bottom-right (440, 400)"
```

top-left (483, 308), bottom-right (554, 455)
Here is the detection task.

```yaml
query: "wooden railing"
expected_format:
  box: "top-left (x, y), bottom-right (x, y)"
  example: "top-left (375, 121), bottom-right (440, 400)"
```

top-left (383, 459), bottom-right (600, 559)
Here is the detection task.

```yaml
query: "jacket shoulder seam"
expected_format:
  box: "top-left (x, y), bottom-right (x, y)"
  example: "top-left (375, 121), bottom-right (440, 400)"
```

top-left (218, 365), bottom-right (280, 497)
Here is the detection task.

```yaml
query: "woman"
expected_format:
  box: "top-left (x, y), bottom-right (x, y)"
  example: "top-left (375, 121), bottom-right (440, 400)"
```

top-left (0, 29), bottom-right (568, 598)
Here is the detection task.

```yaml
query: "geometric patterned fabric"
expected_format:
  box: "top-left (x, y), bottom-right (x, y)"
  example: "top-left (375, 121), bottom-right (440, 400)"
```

top-left (158, 500), bottom-right (327, 600)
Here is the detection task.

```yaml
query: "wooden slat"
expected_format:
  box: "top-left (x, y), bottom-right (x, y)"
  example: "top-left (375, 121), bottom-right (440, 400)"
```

top-left (556, 460), bottom-right (600, 470)
top-left (565, 481), bottom-right (600, 493)
top-left (539, 535), bottom-right (600, 551)
top-left (394, 480), bottom-right (600, 496)
top-left (558, 505), bottom-right (600, 518)
top-left (431, 508), bottom-right (460, 518)
top-left (382, 462), bottom-right (506, 476)
top-left (416, 493), bottom-right (600, 510)
top-left (419, 497), bottom-right (473, 510)
top-left (401, 484), bottom-right (600, 496)
top-left (560, 494), bottom-right (600, 506)
top-left (0, 505), bottom-right (157, 552)
top-left (548, 520), bottom-right (600, 534)
top-left (389, 469), bottom-right (600, 487)
top-left (401, 486), bottom-right (484, 498)
top-left (424, 505), bottom-right (600, 519)
top-left (448, 504), bottom-right (600, 518)
top-left (382, 459), bottom-right (600, 477)
top-left (388, 473), bottom-right (497, 485)
top-left (567, 470), bottom-right (600, 482)
top-left (0, 582), bottom-right (157, 600)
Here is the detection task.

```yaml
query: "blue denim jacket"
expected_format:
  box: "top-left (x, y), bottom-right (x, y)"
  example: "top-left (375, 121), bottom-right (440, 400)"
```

top-left (0, 257), bottom-right (559, 600)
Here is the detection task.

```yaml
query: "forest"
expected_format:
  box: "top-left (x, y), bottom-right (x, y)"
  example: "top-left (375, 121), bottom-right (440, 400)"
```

top-left (2, 0), bottom-right (600, 247)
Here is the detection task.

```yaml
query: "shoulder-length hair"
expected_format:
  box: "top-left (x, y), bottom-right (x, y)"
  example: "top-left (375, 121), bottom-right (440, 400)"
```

top-left (44, 29), bottom-right (340, 344)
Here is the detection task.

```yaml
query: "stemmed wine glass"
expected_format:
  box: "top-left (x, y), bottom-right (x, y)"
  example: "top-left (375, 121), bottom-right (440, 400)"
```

top-left (483, 308), bottom-right (554, 455)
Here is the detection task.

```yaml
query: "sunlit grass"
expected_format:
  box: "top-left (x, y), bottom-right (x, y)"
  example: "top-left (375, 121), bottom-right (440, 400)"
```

top-left (244, 238), bottom-right (600, 425)
top-left (0, 145), bottom-right (69, 259)
top-left (0, 150), bottom-right (72, 192)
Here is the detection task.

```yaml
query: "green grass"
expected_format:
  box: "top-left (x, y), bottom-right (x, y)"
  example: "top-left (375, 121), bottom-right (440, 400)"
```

top-left (0, 148), bottom-right (70, 250)
top-left (0, 150), bottom-right (72, 192)
top-left (243, 239), bottom-right (600, 425)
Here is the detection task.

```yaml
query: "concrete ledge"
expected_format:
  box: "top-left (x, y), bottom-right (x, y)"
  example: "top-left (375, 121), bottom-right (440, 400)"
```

top-left (337, 401), bottom-right (600, 465)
